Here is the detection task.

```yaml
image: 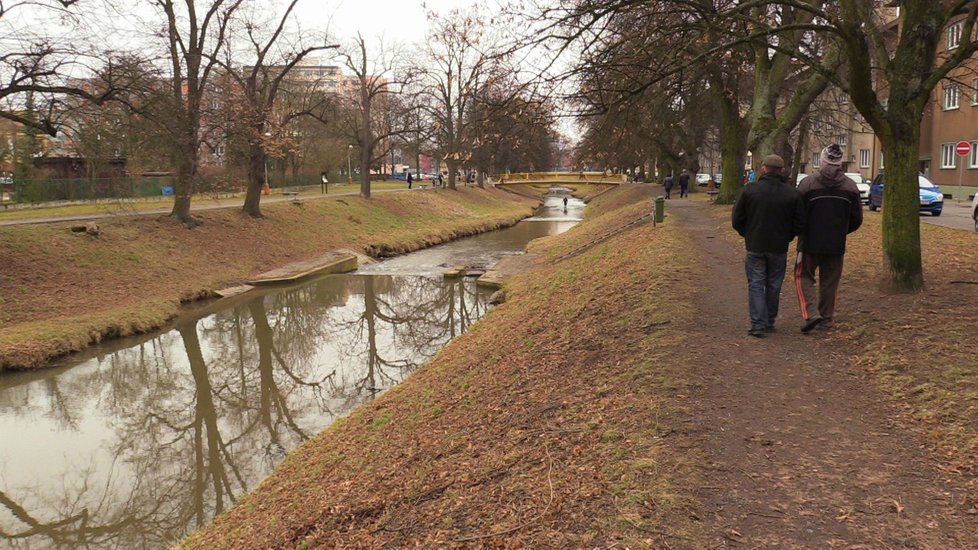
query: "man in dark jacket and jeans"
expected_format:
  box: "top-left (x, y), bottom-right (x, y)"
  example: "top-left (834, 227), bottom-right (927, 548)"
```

top-left (794, 144), bottom-right (863, 333)
top-left (732, 154), bottom-right (806, 338)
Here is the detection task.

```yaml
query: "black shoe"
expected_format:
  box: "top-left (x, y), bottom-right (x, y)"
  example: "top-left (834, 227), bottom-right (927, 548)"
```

top-left (801, 316), bottom-right (823, 333)
top-left (748, 328), bottom-right (766, 338)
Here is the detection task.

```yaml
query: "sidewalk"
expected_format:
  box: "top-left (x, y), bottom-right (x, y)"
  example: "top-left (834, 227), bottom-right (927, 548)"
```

top-left (0, 186), bottom-right (416, 227)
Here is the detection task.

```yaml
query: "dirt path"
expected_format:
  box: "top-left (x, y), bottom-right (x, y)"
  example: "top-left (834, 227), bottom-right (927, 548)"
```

top-left (668, 199), bottom-right (976, 548)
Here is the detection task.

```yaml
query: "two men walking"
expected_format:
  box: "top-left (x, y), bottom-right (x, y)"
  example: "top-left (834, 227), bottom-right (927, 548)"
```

top-left (732, 145), bottom-right (862, 337)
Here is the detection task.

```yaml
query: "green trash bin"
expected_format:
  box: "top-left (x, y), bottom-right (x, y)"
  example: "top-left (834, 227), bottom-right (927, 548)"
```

top-left (653, 196), bottom-right (665, 223)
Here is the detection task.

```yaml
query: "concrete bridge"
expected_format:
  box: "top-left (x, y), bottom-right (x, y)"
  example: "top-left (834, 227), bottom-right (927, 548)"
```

top-left (491, 172), bottom-right (626, 187)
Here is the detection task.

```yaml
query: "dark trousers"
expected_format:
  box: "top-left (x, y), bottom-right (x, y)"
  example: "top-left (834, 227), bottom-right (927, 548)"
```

top-left (664, 185), bottom-right (672, 199)
top-left (794, 252), bottom-right (845, 321)
top-left (745, 251), bottom-right (787, 330)
top-left (680, 183), bottom-right (688, 197)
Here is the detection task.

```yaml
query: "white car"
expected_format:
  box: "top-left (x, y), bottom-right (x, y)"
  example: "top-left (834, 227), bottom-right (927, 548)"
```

top-left (971, 191), bottom-right (978, 232)
top-left (695, 173), bottom-right (711, 186)
top-left (845, 172), bottom-right (870, 204)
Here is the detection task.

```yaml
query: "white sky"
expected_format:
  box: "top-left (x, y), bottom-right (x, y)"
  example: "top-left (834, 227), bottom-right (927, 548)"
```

top-left (298, 0), bottom-right (503, 50)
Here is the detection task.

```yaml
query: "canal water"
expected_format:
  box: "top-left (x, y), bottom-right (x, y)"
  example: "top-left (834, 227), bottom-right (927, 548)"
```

top-left (0, 191), bottom-right (583, 549)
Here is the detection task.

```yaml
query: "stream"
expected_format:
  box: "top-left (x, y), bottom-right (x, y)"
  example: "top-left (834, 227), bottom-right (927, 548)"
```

top-left (0, 191), bottom-right (583, 549)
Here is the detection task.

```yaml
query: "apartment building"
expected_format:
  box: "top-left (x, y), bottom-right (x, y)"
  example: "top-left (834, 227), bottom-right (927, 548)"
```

top-left (922, 16), bottom-right (978, 187)
top-left (799, 8), bottom-right (978, 191)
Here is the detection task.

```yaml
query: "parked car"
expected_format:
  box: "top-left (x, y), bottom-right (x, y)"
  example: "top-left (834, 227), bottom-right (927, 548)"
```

top-left (868, 173), bottom-right (943, 216)
top-left (695, 173), bottom-right (711, 186)
top-left (972, 191), bottom-right (978, 232)
top-left (844, 172), bottom-right (871, 204)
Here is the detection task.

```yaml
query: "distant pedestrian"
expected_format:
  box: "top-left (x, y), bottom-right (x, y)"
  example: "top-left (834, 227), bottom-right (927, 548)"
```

top-left (663, 174), bottom-right (674, 199)
top-left (562, 196), bottom-right (569, 210)
top-left (678, 169), bottom-right (690, 198)
top-left (732, 154), bottom-right (805, 338)
top-left (407, 171), bottom-right (413, 189)
top-left (438, 173), bottom-right (443, 186)
top-left (794, 144), bottom-right (863, 333)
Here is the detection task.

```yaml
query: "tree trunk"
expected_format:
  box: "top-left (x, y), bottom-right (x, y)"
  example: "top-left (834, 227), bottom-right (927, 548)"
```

top-left (790, 117), bottom-right (809, 184)
top-left (879, 139), bottom-right (924, 292)
top-left (446, 159), bottom-right (458, 190)
top-left (242, 145), bottom-right (265, 217)
top-left (171, 137), bottom-right (197, 222)
top-left (359, 146), bottom-right (371, 199)
top-left (715, 97), bottom-right (748, 205)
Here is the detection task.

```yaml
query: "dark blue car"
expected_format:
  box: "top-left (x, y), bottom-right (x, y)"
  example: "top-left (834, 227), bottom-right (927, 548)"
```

top-left (868, 173), bottom-right (943, 216)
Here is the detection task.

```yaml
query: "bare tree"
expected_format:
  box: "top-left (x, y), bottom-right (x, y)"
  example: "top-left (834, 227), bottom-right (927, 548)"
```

top-left (150, 0), bottom-right (245, 224)
top-left (338, 34), bottom-right (415, 198)
top-left (215, 0), bottom-right (336, 217)
top-left (419, 10), bottom-right (499, 190)
top-left (0, 1), bottom-right (122, 136)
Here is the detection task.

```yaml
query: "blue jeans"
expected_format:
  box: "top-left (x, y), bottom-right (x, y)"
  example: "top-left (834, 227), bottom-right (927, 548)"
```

top-left (744, 251), bottom-right (787, 330)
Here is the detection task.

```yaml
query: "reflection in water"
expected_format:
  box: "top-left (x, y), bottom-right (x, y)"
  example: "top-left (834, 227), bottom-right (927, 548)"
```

top-left (0, 275), bottom-right (488, 548)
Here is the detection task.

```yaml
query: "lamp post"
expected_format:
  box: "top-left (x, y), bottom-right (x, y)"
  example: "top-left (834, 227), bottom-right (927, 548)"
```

top-left (263, 132), bottom-right (271, 193)
top-left (347, 144), bottom-right (353, 185)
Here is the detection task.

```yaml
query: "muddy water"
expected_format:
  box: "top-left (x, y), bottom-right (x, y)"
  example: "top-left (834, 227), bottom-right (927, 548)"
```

top-left (0, 191), bottom-right (582, 549)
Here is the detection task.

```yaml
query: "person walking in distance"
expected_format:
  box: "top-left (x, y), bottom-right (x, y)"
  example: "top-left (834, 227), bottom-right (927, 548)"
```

top-left (678, 169), bottom-right (690, 198)
top-left (795, 144), bottom-right (863, 333)
top-left (663, 174), bottom-right (674, 199)
top-left (732, 154), bottom-right (805, 338)
top-left (407, 171), bottom-right (413, 189)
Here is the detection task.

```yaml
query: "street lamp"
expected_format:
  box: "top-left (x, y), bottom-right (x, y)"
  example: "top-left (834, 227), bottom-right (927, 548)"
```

top-left (347, 144), bottom-right (353, 185)
top-left (263, 132), bottom-right (271, 193)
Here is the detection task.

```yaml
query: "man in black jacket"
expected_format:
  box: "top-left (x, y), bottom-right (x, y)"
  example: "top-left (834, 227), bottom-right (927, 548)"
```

top-left (794, 144), bottom-right (863, 333)
top-left (732, 154), bottom-right (806, 338)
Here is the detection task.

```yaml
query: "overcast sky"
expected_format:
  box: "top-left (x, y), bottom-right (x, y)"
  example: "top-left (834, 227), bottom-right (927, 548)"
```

top-left (299, 0), bottom-right (503, 45)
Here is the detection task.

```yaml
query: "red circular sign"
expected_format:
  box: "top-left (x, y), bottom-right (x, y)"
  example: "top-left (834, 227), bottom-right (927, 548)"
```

top-left (956, 141), bottom-right (972, 156)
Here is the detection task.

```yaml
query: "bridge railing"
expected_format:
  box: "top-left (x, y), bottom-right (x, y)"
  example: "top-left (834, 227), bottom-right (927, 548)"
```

top-left (491, 171), bottom-right (626, 183)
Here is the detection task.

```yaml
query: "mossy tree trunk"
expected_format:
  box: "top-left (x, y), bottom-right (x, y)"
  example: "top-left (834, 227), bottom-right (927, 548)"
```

top-left (713, 84), bottom-right (748, 205)
top-left (833, 0), bottom-right (978, 291)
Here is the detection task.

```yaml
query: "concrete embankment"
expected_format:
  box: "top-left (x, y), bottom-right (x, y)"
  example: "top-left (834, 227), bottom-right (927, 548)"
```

top-left (0, 188), bottom-right (540, 371)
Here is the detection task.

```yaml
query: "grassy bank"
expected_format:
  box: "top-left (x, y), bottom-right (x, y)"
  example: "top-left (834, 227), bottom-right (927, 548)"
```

top-left (180, 184), bottom-right (708, 548)
top-left (0, 188), bottom-right (539, 371)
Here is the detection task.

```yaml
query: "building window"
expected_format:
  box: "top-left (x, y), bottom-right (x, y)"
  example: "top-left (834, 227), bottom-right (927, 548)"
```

top-left (973, 78), bottom-right (978, 105)
top-left (840, 93), bottom-right (849, 103)
top-left (947, 22), bottom-right (963, 49)
top-left (971, 142), bottom-right (978, 168)
top-left (880, 152), bottom-right (885, 170)
top-left (941, 143), bottom-right (957, 168)
top-left (812, 152), bottom-right (820, 168)
top-left (944, 84), bottom-right (960, 110)
top-left (859, 149), bottom-right (870, 168)
top-left (839, 135), bottom-right (847, 147)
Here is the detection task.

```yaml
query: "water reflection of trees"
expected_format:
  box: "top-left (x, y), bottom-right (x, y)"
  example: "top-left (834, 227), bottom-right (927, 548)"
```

top-left (1, 274), bottom-right (489, 548)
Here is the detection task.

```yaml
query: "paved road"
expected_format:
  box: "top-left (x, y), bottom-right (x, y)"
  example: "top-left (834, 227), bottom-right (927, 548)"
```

top-left (863, 200), bottom-right (976, 232)
top-left (922, 200), bottom-right (976, 232)
top-left (0, 187), bottom-right (417, 227)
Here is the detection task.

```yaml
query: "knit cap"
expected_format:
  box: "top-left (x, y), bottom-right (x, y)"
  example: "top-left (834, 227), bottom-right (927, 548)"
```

top-left (820, 144), bottom-right (844, 166)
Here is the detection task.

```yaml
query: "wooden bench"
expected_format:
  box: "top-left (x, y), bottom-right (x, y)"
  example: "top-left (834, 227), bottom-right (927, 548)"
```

top-left (282, 191), bottom-right (299, 197)
top-left (707, 190), bottom-right (720, 202)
